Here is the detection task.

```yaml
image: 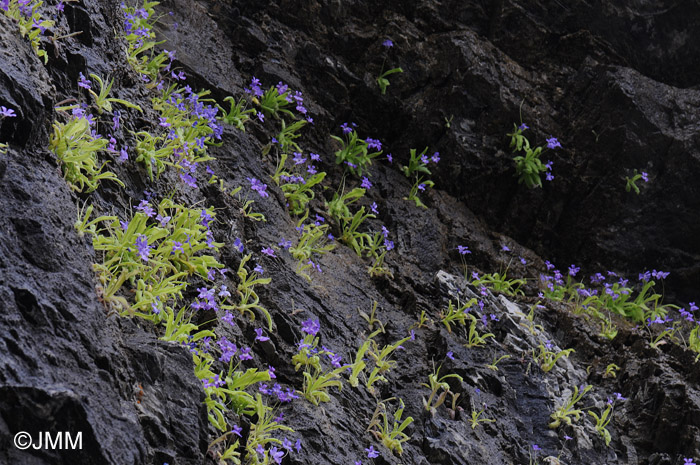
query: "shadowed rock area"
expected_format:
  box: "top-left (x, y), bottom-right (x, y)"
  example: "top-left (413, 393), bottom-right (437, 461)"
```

top-left (1, 0), bottom-right (700, 464)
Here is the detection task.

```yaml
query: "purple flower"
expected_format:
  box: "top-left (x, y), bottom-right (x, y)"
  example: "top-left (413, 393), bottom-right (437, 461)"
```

top-left (270, 446), bottom-right (284, 464)
top-left (261, 246), bottom-right (276, 257)
top-left (341, 122), bottom-right (353, 134)
top-left (520, 257), bottom-right (527, 265)
top-left (292, 152), bottom-right (306, 165)
top-left (202, 375), bottom-right (225, 388)
top-left (457, 245), bottom-right (471, 255)
top-left (135, 235), bottom-right (150, 261)
top-left (239, 346), bottom-right (253, 361)
top-left (501, 244), bottom-right (510, 252)
top-left (279, 238), bottom-right (292, 249)
top-left (255, 328), bottom-right (270, 342)
top-left (218, 337), bottom-right (238, 362)
top-left (0, 106), bottom-right (16, 117)
top-left (171, 70), bottom-right (186, 81)
top-left (568, 265), bottom-right (580, 277)
top-left (361, 177), bottom-right (372, 189)
top-left (421, 154), bottom-right (429, 164)
top-left (232, 425), bottom-right (242, 437)
top-left (135, 199), bottom-right (155, 217)
top-left (254, 264), bottom-right (264, 274)
top-left (56, 1), bottom-right (64, 12)
top-left (446, 351), bottom-right (455, 361)
top-left (564, 434), bottom-right (573, 441)
top-left (171, 241), bottom-right (184, 254)
top-left (431, 152), bottom-right (440, 163)
top-left (117, 146), bottom-right (128, 163)
top-left (301, 319), bottom-right (320, 336)
top-left (533, 444), bottom-right (541, 451)
top-left (613, 392), bottom-right (626, 401)
top-left (365, 446), bottom-right (379, 458)
top-left (684, 459), bottom-right (696, 465)
top-left (546, 137), bottom-right (561, 149)
top-left (156, 214), bottom-right (171, 227)
top-left (218, 285), bottom-right (231, 298)
top-left (78, 72), bottom-right (91, 89)
top-left (519, 123), bottom-right (529, 131)
top-left (651, 269), bottom-right (669, 280)
top-left (328, 352), bottom-right (342, 368)
top-left (249, 177), bottom-right (269, 198)
top-left (641, 171), bottom-right (649, 182)
top-left (545, 172), bottom-right (554, 181)
top-left (112, 110), bottom-right (121, 130)
top-left (370, 202), bottom-right (379, 215)
top-left (233, 238), bottom-right (244, 253)
top-left (366, 138), bottom-right (382, 151)
top-left (417, 183), bottom-right (426, 191)
top-left (387, 153), bottom-right (393, 163)
top-left (382, 39), bottom-right (393, 48)
top-left (295, 440), bottom-right (302, 453)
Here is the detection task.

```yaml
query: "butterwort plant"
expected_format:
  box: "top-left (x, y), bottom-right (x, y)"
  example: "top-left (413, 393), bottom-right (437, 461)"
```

top-left (0, 105), bottom-right (17, 154)
top-left (248, 78), bottom-right (308, 121)
top-left (375, 38), bottom-right (403, 95)
top-left (288, 212), bottom-right (336, 281)
top-left (1, 0), bottom-right (56, 63)
top-left (50, 106), bottom-right (124, 193)
top-left (508, 123), bottom-right (558, 188)
top-left (625, 169), bottom-right (649, 194)
top-left (331, 122), bottom-right (382, 176)
top-left (291, 319), bottom-right (346, 405)
top-left (367, 397), bottom-right (414, 455)
top-left (401, 147), bottom-right (439, 208)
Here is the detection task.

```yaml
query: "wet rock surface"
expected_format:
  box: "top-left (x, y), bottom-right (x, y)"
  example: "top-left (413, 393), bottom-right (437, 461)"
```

top-left (1, 0), bottom-right (700, 464)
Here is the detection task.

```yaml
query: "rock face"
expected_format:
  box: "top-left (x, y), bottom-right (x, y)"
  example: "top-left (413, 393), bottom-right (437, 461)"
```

top-left (1, 1), bottom-right (700, 465)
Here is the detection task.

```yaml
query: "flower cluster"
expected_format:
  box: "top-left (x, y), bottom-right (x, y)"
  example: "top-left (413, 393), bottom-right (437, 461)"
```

top-left (259, 382), bottom-right (300, 403)
top-left (248, 77), bottom-right (311, 122)
top-left (508, 123), bottom-right (559, 188)
top-left (332, 123), bottom-right (383, 176)
top-left (249, 177), bottom-right (269, 198)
